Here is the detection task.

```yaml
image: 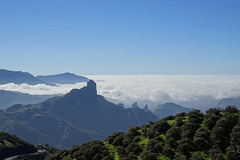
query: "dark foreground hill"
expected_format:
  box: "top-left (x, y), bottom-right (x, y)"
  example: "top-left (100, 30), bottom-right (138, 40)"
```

top-left (46, 106), bottom-right (240, 160)
top-left (0, 80), bottom-right (157, 149)
top-left (0, 132), bottom-right (37, 159)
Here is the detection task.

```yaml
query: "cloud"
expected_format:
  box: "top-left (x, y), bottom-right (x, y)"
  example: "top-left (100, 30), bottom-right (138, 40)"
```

top-left (1, 75), bottom-right (240, 110)
top-left (0, 82), bottom-right (87, 95)
top-left (87, 75), bottom-right (240, 109)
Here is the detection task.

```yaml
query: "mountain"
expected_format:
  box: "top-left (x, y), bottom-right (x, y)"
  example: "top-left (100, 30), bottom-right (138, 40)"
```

top-left (0, 132), bottom-right (37, 159)
top-left (0, 69), bottom-right (48, 85)
top-left (0, 104), bottom-right (104, 149)
top-left (36, 72), bottom-right (89, 84)
top-left (47, 106), bottom-right (240, 160)
top-left (151, 102), bottom-right (194, 119)
top-left (0, 90), bottom-right (56, 109)
top-left (216, 97), bottom-right (240, 109)
top-left (0, 80), bottom-right (158, 149)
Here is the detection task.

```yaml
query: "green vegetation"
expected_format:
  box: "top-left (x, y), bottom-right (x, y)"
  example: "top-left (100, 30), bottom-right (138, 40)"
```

top-left (46, 106), bottom-right (240, 160)
top-left (0, 132), bottom-right (37, 159)
top-left (167, 119), bottom-right (175, 126)
top-left (104, 141), bottom-right (119, 160)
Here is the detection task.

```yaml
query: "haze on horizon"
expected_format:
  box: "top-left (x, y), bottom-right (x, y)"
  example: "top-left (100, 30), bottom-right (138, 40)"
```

top-left (0, 0), bottom-right (240, 75)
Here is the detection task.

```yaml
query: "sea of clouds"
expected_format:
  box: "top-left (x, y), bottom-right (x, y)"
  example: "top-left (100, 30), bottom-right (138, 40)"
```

top-left (1, 75), bottom-right (240, 110)
top-left (88, 75), bottom-right (240, 110)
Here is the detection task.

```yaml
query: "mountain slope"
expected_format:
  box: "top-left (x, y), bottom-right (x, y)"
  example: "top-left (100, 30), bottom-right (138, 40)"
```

top-left (1, 104), bottom-right (104, 149)
top-left (0, 90), bottom-right (55, 109)
top-left (0, 132), bottom-right (37, 159)
top-left (0, 80), bottom-right (158, 149)
top-left (47, 106), bottom-right (240, 160)
top-left (36, 72), bottom-right (89, 84)
top-left (0, 69), bottom-right (47, 85)
top-left (151, 102), bottom-right (193, 119)
top-left (216, 97), bottom-right (240, 109)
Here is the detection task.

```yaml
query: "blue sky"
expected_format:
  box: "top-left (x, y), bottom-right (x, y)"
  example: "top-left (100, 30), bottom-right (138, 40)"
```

top-left (0, 0), bottom-right (240, 75)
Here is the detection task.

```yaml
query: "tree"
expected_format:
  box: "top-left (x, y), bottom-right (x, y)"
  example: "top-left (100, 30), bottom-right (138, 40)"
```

top-left (176, 138), bottom-right (192, 157)
top-left (163, 144), bottom-right (175, 158)
top-left (193, 127), bottom-right (210, 151)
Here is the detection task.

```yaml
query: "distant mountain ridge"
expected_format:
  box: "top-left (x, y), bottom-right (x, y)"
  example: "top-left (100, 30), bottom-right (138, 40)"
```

top-left (0, 90), bottom-right (56, 109)
top-left (0, 69), bottom-right (47, 85)
top-left (0, 69), bottom-right (88, 85)
top-left (151, 102), bottom-right (194, 119)
top-left (216, 97), bottom-right (240, 109)
top-left (0, 80), bottom-right (158, 148)
top-left (36, 72), bottom-right (89, 85)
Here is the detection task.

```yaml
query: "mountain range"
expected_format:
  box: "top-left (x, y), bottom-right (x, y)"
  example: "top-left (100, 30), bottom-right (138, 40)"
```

top-left (0, 69), bottom-right (88, 85)
top-left (36, 72), bottom-right (89, 85)
top-left (0, 69), bottom-right (48, 85)
top-left (0, 80), bottom-right (158, 149)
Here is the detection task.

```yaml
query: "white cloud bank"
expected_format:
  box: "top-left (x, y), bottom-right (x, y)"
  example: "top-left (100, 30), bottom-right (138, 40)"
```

top-left (87, 75), bottom-right (240, 109)
top-left (1, 75), bottom-right (240, 110)
top-left (0, 83), bottom-right (87, 95)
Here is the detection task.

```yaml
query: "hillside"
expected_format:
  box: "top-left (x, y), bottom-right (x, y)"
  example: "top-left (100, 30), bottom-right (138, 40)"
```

top-left (0, 80), bottom-right (157, 149)
top-left (0, 132), bottom-right (37, 159)
top-left (46, 106), bottom-right (240, 160)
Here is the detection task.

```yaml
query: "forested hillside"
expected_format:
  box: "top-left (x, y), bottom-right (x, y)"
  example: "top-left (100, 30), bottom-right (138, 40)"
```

top-left (46, 106), bottom-right (240, 160)
top-left (0, 132), bottom-right (37, 159)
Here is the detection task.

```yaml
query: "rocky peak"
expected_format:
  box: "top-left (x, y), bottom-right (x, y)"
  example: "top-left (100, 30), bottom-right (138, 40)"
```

top-left (66, 80), bottom-right (97, 98)
top-left (143, 104), bottom-right (149, 112)
top-left (132, 102), bottom-right (139, 109)
top-left (117, 103), bottom-right (125, 108)
top-left (87, 80), bottom-right (97, 95)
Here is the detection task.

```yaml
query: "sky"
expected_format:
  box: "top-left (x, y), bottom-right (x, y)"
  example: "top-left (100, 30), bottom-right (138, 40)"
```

top-left (0, 0), bottom-right (240, 75)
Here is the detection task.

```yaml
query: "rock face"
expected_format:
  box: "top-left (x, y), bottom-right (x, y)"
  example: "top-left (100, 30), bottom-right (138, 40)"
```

top-left (85, 79), bottom-right (97, 95)
top-left (143, 105), bottom-right (150, 112)
top-left (0, 80), bottom-right (158, 148)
